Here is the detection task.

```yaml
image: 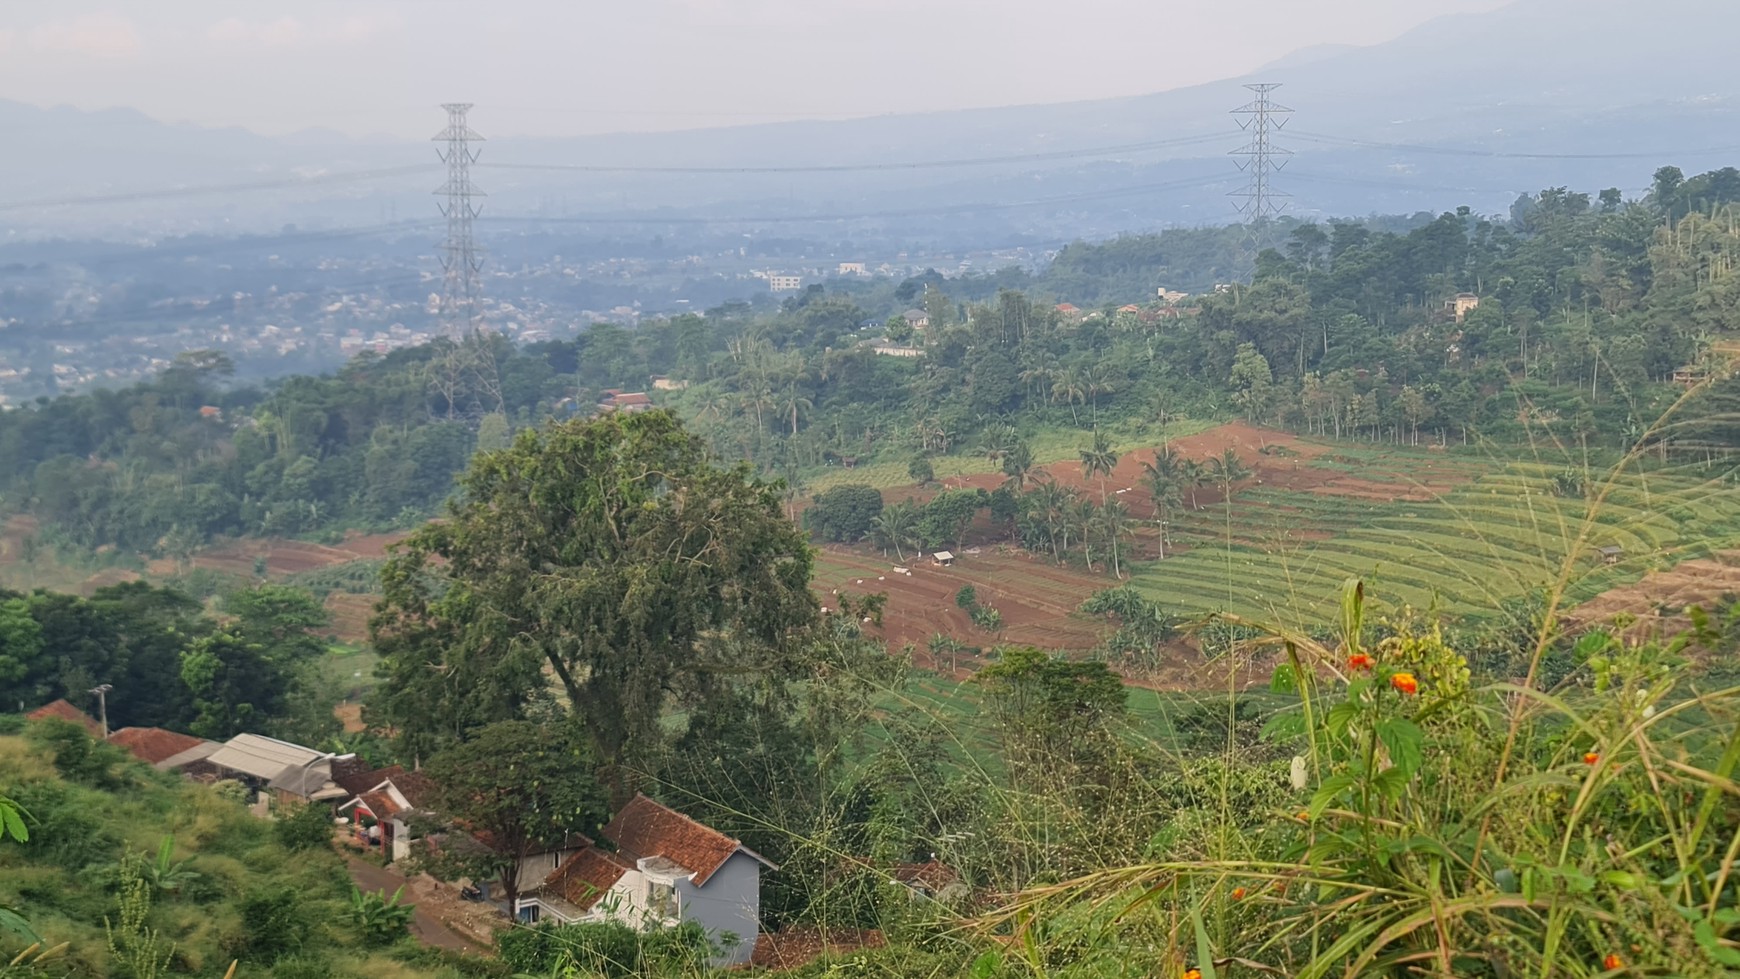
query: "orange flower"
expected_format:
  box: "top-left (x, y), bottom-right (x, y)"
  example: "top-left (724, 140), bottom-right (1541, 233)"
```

top-left (1584, 751), bottom-right (1600, 765)
top-left (1295, 809), bottom-right (1311, 822)
top-left (1182, 970), bottom-right (1203, 979)
top-left (1602, 953), bottom-right (1623, 970)
top-left (1348, 652), bottom-right (1375, 671)
top-left (1230, 886), bottom-right (1247, 900)
top-left (1390, 672), bottom-right (1419, 695)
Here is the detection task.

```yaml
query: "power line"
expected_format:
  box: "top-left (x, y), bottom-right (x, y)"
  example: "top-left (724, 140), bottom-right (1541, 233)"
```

top-left (1229, 83), bottom-right (1293, 220)
top-left (476, 133), bottom-right (1229, 175)
top-left (0, 166), bottom-right (439, 213)
top-left (1287, 130), bottom-right (1740, 161)
top-left (478, 174), bottom-right (1230, 227)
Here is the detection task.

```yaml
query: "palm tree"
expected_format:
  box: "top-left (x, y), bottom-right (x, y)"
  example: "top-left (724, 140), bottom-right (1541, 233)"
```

top-left (1001, 440), bottom-right (1035, 492)
top-left (781, 382), bottom-right (812, 435)
top-left (1051, 371), bottom-right (1086, 425)
top-left (871, 501), bottom-right (919, 561)
top-left (1082, 364), bottom-right (1116, 424)
top-left (1099, 498), bottom-right (1131, 579)
top-left (1078, 430), bottom-right (1119, 502)
top-left (1182, 458), bottom-right (1211, 510)
top-left (1208, 448), bottom-right (1251, 491)
top-left (978, 423), bottom-right (1020, 461)
top-left (1074, 497), bottom-right (1099, 570)
top-left (1140, 448), bottom-right (1184, 560)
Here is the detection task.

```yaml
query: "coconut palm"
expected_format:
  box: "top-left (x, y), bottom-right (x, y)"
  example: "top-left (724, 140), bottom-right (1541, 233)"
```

top-left (870, 501), bottom-right (920, 561)
top-left (1099, 497), bottom-right (1131, 579)
top-left (1001, 440), bottom-right (1036, 492)
top-left (1078, 430), bottom-right (1120, 502)
top-left (1140, 447), bottom-right (1185, 560)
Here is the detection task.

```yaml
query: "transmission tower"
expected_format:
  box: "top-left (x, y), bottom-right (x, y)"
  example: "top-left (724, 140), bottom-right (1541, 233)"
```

top-left (1229, 83), bottom-right (1293, 220)
top-left (433, 103), bottom-right (485, 337)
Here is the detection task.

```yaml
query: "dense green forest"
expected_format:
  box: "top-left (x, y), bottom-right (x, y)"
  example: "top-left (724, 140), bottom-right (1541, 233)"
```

top-left (0, 580), bottom-right (353, 747)
top-left (4, 165), bottom-right (1740, 562)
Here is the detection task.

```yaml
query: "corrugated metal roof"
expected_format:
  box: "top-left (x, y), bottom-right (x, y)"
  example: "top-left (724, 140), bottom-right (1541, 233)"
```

top-left (206, 733), bottom-right (324, 781)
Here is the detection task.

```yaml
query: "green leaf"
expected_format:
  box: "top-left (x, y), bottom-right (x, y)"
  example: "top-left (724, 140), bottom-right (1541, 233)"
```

top-left (0, 802), bottom-right (27, 843)
top-left (1310, 773), bottom-right (1357, 817)
top-left (1269, 662), bottom-right (1298, 694)
top-left (1339, 578), bottom-right (1365, 654)
top-left (1696, 920), bottom-right (1740, 966)
top-left (1325, 701), bottom-right (1359, 739)
top-left (1191, 905), bottom-right (1218, 979)
top-left (0, 906), bottom-right (37, 942)
top-left (1375, 717), bottom-right (1425, 778)
top-left (1372, 767), bottom-right (1411, 800)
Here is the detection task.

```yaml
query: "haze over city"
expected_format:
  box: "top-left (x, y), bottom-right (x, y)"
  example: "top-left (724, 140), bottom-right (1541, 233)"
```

top-left (2, 0), bottom-right (1514, 137)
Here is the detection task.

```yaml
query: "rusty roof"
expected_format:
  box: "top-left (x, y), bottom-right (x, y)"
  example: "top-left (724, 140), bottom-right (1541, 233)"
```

top-left (601, 794), bottom-right (773, 887)
top-left (108, 727), bottom-right (205, 765)
top-left (26, 699), bottom-right (101, 737)
top-left (543, 846), bottom-right (635, 912)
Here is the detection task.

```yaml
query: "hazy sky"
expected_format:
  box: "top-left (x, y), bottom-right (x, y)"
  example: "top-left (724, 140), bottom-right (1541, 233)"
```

top-left (0, 0), bottom-right (1513, 139)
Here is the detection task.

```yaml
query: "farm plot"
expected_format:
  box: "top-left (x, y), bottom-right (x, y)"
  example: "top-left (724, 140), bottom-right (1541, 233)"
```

top-left (811, 546), bottom-right (1108, 661)
top-left (1131, 455), bottom-right (1740, 625)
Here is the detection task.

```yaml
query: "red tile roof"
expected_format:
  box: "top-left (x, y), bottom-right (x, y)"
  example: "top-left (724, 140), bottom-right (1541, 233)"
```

top-left (750, 928), bottom-right (884, 969)
top-left (356, 790), bottom-right (403, 820)
top-left (108, 727), bottom-right (203, 765)
top-left (892, 860), bottom-right (959, 893)
top-left (26, 699), bottom-right (101, 737)
top-left (611, 392), bottom-right (652, 406)
top-left (543, 846), bottom-right (634, 912)
top-left (601, 794), bottom-right (771, 886)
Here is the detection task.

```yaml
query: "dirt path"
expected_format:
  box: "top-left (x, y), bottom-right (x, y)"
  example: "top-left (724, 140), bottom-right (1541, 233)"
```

top-left (343, 854), bottom-right (482, 953)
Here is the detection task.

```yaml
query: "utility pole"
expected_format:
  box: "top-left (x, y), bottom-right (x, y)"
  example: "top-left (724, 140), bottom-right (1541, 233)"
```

top-left (433, 103), bottom-right (485, 338)
top-left (89, 683), bottom-right (112, 739)
top-left (1229, 83), bottom-right (1293, 221)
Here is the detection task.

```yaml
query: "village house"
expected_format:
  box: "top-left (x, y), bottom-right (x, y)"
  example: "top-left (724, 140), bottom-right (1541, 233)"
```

top-left (1055, 303), bottom-right (1084, 322)
top-left (203, 733), bottom-right (355, 808)
top-left (333, 761), bottom-right (438, 862)
top-left (871, 344), bottom-right (924, 358)
top-left (650, 376), bottom-right (689, 391)
top-left (515, 794), bottom-right (776, 966)
top-left (109, 727), bottom-right (221, 775)
top-left (24, 699), bottom-right (103, 737)
top-left (900, 309), bottom-right (930, 331)
top-left (597, 390), bottom-right (655, 414)
top-left (1446, 292), bottom-right (1480, 323)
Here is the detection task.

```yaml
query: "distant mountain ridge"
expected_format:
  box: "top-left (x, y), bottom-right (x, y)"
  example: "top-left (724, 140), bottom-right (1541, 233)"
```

top-left (3, 0), bottom-right (1738, 237)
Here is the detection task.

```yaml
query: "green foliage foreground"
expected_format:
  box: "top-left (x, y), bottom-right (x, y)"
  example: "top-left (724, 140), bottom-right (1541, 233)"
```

top-left (0, 725), bottom-right (495, 979)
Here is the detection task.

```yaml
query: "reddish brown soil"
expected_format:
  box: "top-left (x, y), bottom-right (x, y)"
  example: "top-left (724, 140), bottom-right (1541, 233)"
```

top-left (191, 530), bottom-right (408, 579)
top-left (926, 422), bottom-right (1473, 520)
top-left (324, 592), bottom-right (377, 644)
top-left (1565, 550), bottom-right (1740, 641)
top-left (812, 545), bottom-right (1109, 659)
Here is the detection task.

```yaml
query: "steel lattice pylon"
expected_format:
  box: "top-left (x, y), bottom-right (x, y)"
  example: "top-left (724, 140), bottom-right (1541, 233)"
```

top-left (1229, 83), bottom-right (1294, 221)
top-left (433, 103), bottom-right (485, 338)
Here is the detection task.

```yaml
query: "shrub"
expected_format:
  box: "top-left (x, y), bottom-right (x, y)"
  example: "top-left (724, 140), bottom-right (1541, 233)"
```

top-left (348, 885), bottom-right (415, 946)
top-left (955, 585), bottom-right (978, 610)
top-left (232, 887), bottom-right (311, 963)
top-left (275, 801), bottom-right (334, 852)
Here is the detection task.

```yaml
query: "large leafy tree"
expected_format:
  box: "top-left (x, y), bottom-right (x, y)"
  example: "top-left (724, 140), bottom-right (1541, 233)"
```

top-left (417, 721), bottom-right (608, 910)
top-left (370, 411), bottom-right (817, 790)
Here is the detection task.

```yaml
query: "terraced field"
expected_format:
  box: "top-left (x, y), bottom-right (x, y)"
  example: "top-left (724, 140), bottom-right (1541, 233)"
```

top-left (1131, 456), bottom-right (1740, 625)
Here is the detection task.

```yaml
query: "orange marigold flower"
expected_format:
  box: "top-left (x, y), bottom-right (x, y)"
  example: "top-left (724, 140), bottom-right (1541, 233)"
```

top-left (1295, 809), bottom-right (1311, 822)
top-left (1182, 970), bottom-right (1203, 979)
top-left (1602, 953), bottom-right (1623, 970)
top-left (1230, 887), bottom-right (1247, 900)
top-left (1584, 752), bottom-right (1600, 765)
top-left (1390, 672), bottom-right (1419, 695)
top-left (1348, 652), bottom-right (1375, 670)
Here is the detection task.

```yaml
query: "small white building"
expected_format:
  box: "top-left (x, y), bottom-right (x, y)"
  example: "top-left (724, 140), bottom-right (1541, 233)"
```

top-left (767, 274), bottom-right (803, 292)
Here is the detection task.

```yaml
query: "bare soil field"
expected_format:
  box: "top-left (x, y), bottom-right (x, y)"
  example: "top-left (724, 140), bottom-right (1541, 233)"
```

top-left (927, 422), bottom-right (1475, 519)
top-left (1565, 549), bottom-right (1740, 640)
